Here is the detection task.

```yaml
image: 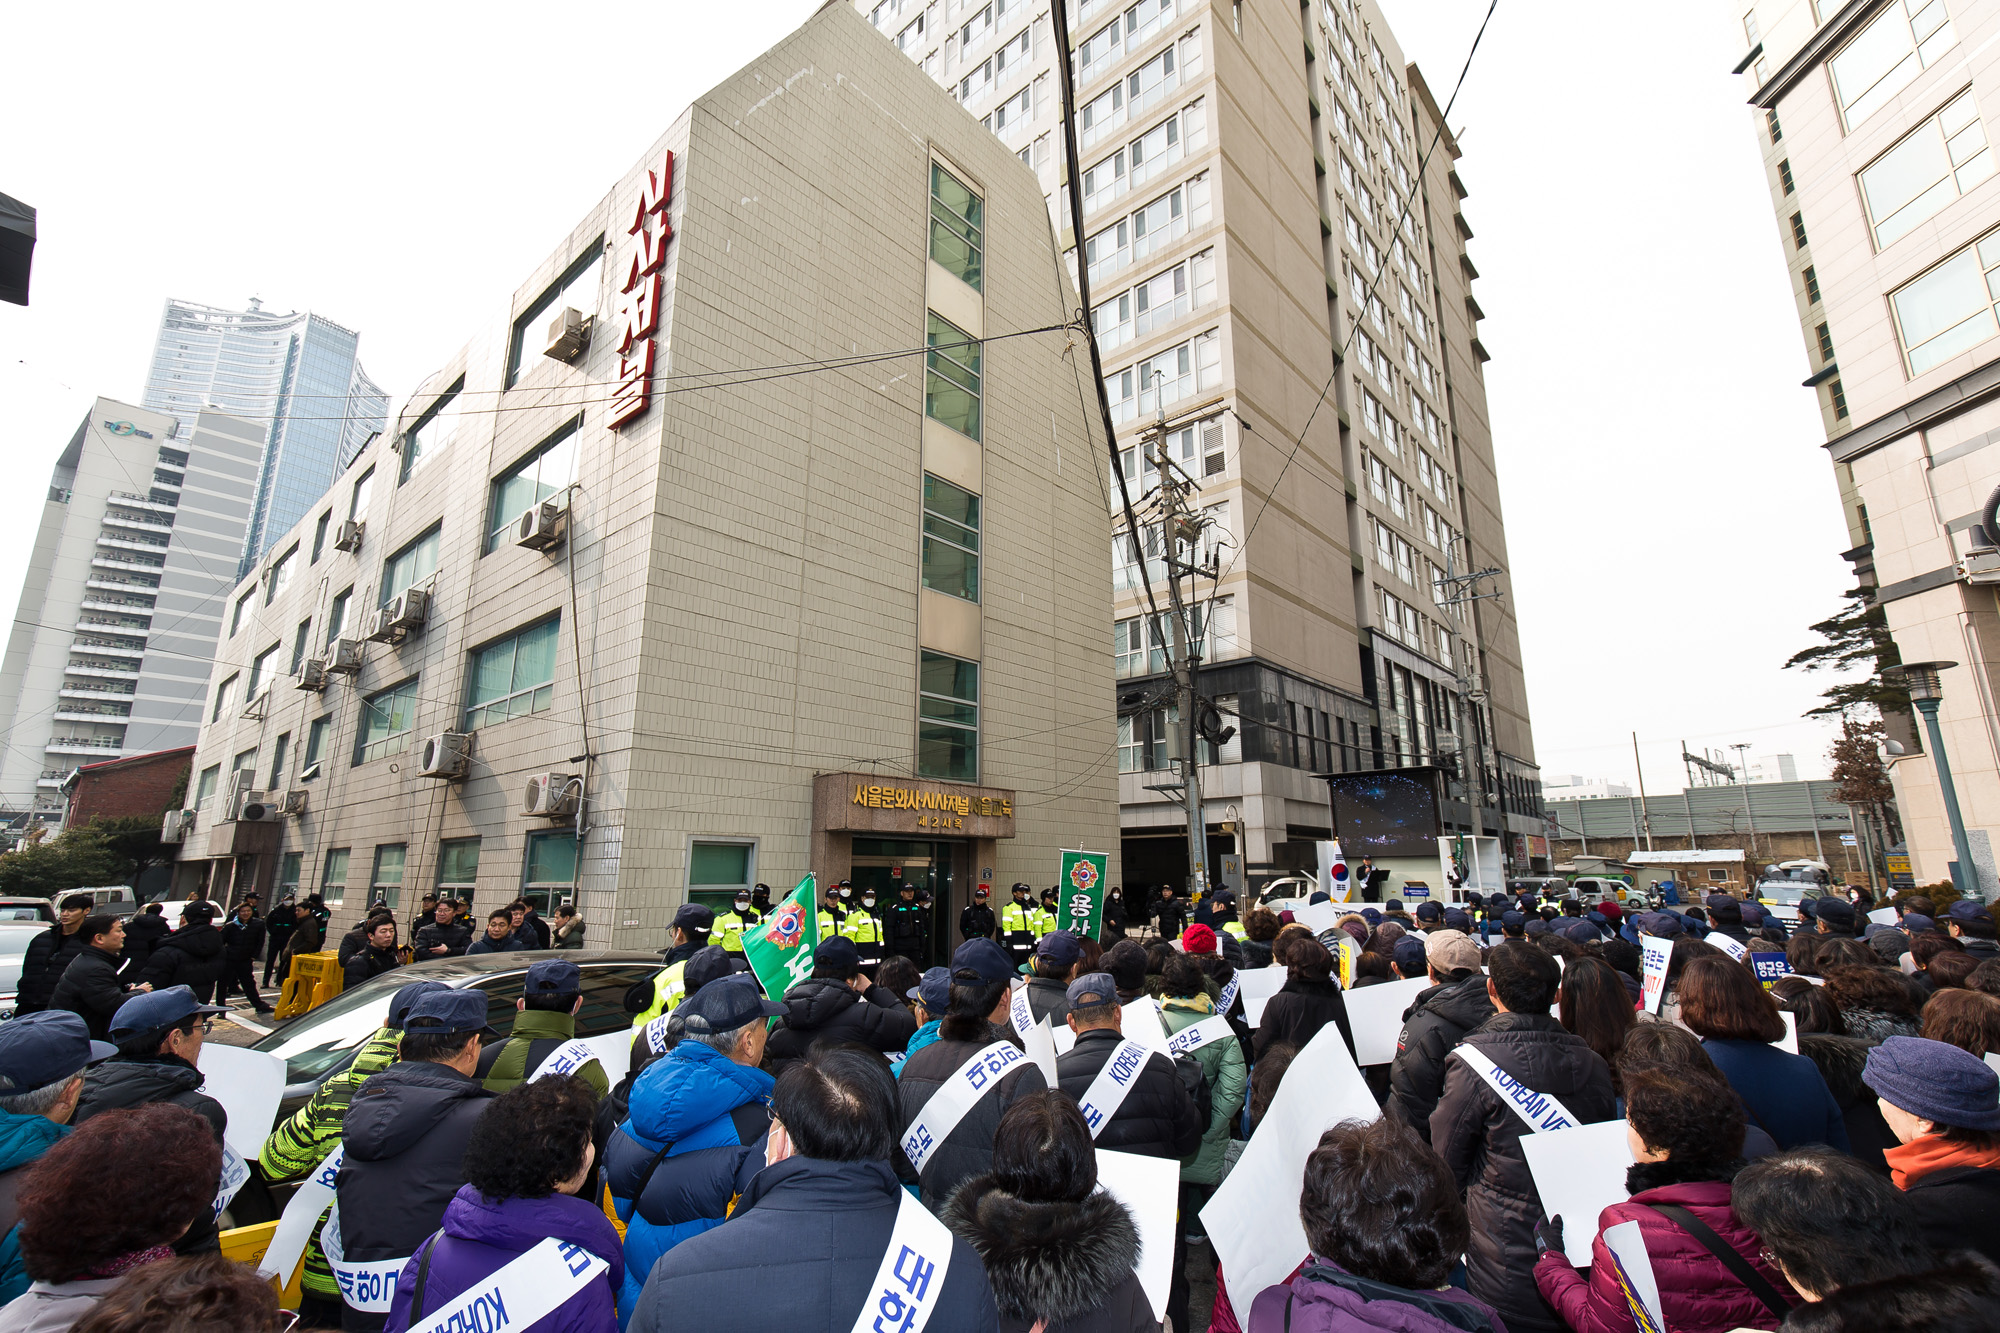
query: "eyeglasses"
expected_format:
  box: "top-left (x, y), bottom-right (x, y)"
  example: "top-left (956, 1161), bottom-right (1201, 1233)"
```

top-left (274, 1310), bottom-right (301, 1331)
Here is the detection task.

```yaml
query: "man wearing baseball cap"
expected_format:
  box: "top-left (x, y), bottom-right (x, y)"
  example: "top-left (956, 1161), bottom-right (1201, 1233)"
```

top-left (959, 885), bottom-right (998, 944)
top-left (1386, 927), bottom-right (1495, 1145)
top-left (1000, 883), bottom-right (1038, 971)
top-left (482, 959), bottom-right (608, 1096)
top-left (335, 989), bottom-right (500, 1331)
top-left (901, 966), bottom-right (952, 1066)
top-left (1022, 929), bottom-right (1082, 1025)
top-left (626, 903), bottom-right (718, 1029)
top-left (763, 937), bottom-right (917, 1076)
top-left (0, 1011), bottom-right (114, 1303)
top-left (1946, 898), bottom-right (2000, 962)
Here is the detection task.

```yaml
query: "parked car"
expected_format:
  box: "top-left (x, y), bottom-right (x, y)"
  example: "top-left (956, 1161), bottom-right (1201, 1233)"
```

top-left (73, 886), bottom-right (139, 917)
top-left (0, 898), bottom-right (55, 925)
top-left (0, 920), bottom-right (54, 1020)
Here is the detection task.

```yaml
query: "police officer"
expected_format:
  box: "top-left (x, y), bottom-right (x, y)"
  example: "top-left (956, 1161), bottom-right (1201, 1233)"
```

top-left (1000, 883), bottom-right (1038, 971)
top-left (817, 883), bottom-right (846, 941)
top-left (714, 891), bottom-right (756, 959)
top-left (959, 886), bottom-right (997, 942)
top-left (885, 882), bottom-right (929, 964)
top-left (845, 888), bottom-right (885, 975)
top-left (626, 904), bottom-right (715, 1028)
top-left (1036, 888), bottom-right (1061, 937)
top-left (749, 884), bottom-right (773, 921)
top-left (1212, 889), bottom-right (1247, 944)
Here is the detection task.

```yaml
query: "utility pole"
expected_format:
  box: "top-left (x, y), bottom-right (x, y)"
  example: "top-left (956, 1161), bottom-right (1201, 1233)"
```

top-left (1732, 742), bottom-right (1757, 861)
top-left (1631, 732), bottom-right (1654, 851)
top-left (1434, 536), bottom-right (1505, 859)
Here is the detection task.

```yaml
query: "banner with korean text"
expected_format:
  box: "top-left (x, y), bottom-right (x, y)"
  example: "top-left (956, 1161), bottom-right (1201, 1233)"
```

top-left (1057, 850), bottom-right (1109, 938)
top-left (744, 873), bottom-right (821, 1001)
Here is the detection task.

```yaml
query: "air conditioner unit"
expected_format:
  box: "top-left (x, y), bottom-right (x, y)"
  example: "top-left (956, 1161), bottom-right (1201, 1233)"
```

top-left (277, 790), bottom-right (309, 816)
top-left (293, 659), bottom-right (329, 692)
top-left (326, 639), bottom-right (364, 675)
top-left (160, 809), bottom-right (190, 844)
top-left (514, 499), bottom-right (567, 552)
top-left (367, 588), bottom-right (430, 643)
top-left (522, 772), bottom-right (579, 818)
top-left (418, 731), bottom-right (471, 779)
top-left (227, 769), bottom-right (255, 801)
top-left (235, 791), bottom-right (283, 823)
top-left (332, 519), bottom-right (364, 553)
top-left (543, 306), bottom-right (591, 363)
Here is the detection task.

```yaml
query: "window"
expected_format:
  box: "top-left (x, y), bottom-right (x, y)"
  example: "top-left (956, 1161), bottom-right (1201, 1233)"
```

top-left (1804, 265), bottom-right (1822, 304)
top-left (312, 512), bottom-right (330, 563)
top-left (232, 748), bottom-right (258, 784)
top-left (1114, 615), bottom-right (1168, 677)
top-left (278, 852), bottom-right (302, 894)
top-left (230, 591), bottom-right (252, 637)
top-left (1830, 378), bottom-right (1850, 419)
top-left (1779, 158), bottom-right (1795, 194)
top-left (522, 831), bottom-right (578, 912)
top-left (1830, 0), bottom-right (1956, 130)
top-left (266, 546), bottom-right (297, 605)
top-left (1767, 109), bottom-right (1783, 143)
top-left (371, 844), bottom-right (407, 909)
top-left (268, 733), bottom-right (289, 790)
top-left (925, 313), bottom-right (982, 440)
top-left (1790, 212), bottom-right (1809, 249)
top-left (921, 475), bottom-right (981, 602)
top-left (289, 619), bottom-right (312, 676)
top-left (212, 674), bottom-right (237, 723)
top-left (247, 644), bottom-right (279, 700)
top-left (465, 617), bottom-right (560, 729)
top-left (486, 420), bottom-right (580, 552)
top-left (689, 840), bottom-right (756, 896)
top-left (355, 678), bottom-right (419, 764)
top-left (194, 764), bottom-right (219, 811)
top-left (1892, 231), bottom-right (2000, 372)
top-left (1742, 10), bottom-right (1760, 44)
top-left (930, 164), bottom-right (984, 290)
top-left (1861, 91), bottom-right (1993, 248)
top-left (349, 467), bottom-right (374, 523)
top-left (507, 243), bottom-right (606, 387)
top-left (380, 525), bottom-right (441, 608)
top-left (401, 378), bottom-right (464, 483)
top-left (917, 651), bottom-right (978, 781)
top-left (322, 847), bottom-right (350, 906)
top-left (327, 588), bottom-right (351, 644)
top-left (1817, 321), bottom-right (1836, 362)
top-left (437, 837), bottom-right (481, 893)
top-left (1117, 710), bottom-right (1169, 772)
top-left (303, 717), bottom-right (330, 775)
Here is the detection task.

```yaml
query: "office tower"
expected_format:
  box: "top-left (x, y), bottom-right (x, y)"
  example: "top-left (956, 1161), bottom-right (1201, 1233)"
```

top-left (0, 401), bottom-right (264, 826)
top-left (166, 4), bottom-right (1118, 949)
top-left (141, 298), bottom-right (388, 576)
top-left (860, 0), bottom-right (1544, 884)
top-left (1739, 0), bottom-right (2000, 893)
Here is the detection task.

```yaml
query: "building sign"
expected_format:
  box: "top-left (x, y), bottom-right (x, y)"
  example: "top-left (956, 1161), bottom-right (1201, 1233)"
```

top-left (611, 150), bottom-right (675, 430)
top-left (1886, 853), bottom-right (1914, 890)
top-left (105, 421), bottom-right (154, 439)
top-left (815, 773), bottom-right (1017, 840)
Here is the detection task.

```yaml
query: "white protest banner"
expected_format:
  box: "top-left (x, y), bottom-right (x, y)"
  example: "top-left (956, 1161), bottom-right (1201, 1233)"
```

top-left (1764, 902), bottom-right (1800, 922)
top-left (1901, 952), bottom-right (1920, 976)
top-left (847, 1191), bottom-right (955, 1333)
top-left (1774, 1010), bottom-right (1798, 1056)
top-left (404, 1237), bottom-right (609, 1333)
top-left (526, 1037), bottom-right (602, 1084)
top-left (1706, 932), bottom-right (1748, 962)
top-left (1640, 936), bottom-right (1673, 1016)
top-left (1022, 1017), bottom-right (1059, 1087)
top-left (1201, 1023), bottom-right (1379, 1303)
top-left (583, 1027), bottom-right (635, 1085)
top-left (1868, 906), bottom-right (1898, 926)
top-left (1602, 1219), bottom-right (1667, 1333)
top-left (1293, 900), bottom-right (1342, 935)
top-left (1520, 1119), bottom-right (1634, 1267)
top-left (1985, 1051), bottom-right (2000, 1083)
top-left (1339, 975), bottom-right (1431, 1067)
top-left (195, 1044), bottom-right (286, 1162)
top-left (258, 1145), bottom-right (340, 1282)
top-left (1053, 1023), bottom-right (1076, 1055)
top-left (1238, 968), bottom-right (1288, 1028)
top-left (1095, 1149), bottom-right (1179, 1321)
top-left (1120, 998), bottom-right (1173, 1056)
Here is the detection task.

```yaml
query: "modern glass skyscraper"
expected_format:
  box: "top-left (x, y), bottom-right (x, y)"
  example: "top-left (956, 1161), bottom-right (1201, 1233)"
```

top-left (141, 298), bottom-right (388, 576)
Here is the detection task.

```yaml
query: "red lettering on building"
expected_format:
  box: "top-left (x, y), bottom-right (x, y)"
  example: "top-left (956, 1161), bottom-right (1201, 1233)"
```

top-left (613, 149), bottom-right (675, 431)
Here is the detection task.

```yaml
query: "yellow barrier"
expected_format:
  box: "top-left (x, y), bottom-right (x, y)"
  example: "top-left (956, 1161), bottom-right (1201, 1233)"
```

top-left (219, 1220), bottom-right (303, 1310)
top-left (275, 950), bottom-right (344, 1020)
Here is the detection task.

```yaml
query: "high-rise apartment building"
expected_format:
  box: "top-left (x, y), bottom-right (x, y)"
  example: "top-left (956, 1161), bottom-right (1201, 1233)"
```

top-left (167, 4), bottom-right (1118, 950)
top-left (859, 0), bottom-right (1543, 886)
top-left (0, 400), bottom-right (264, 826)
top-left (142, 299), bottom-right (388, 576)
top-left (1739, 0), bottom-right (2000, 894)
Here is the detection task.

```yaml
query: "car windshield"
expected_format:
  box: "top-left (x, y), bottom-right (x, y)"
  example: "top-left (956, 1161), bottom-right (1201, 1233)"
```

top-left (0, 924), bottom-right (48, 996)
top-left (1758, 880), bottom-right (1810, 904)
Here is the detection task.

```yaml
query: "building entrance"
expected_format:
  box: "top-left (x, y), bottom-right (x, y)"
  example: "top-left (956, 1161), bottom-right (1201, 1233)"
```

top-left (851, 837), bottom-right (962, 967)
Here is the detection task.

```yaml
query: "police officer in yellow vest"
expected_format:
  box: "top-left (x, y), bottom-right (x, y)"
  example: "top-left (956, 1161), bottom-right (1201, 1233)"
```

top-left (714, 891), bottom-right (757, 958)
top-left (626, 903), bottom-right (715, 1028)
top-left (816, 882), bottom-right (846, 943)
top-left (1035, 887), bottom-right (1062, 936)
top-left (1212, 888), bottom-right (1248, 943)
top-left (1000, 883), bottom-right (1038, 972)
top-left (843, 888), bottom-right (885, 975)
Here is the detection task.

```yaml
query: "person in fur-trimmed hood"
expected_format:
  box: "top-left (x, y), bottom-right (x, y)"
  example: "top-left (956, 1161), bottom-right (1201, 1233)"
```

top-left (943, 1091), bottom-right (1155, 1333)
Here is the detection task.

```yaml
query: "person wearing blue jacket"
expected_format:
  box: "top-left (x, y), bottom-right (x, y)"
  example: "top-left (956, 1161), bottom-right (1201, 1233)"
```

top-left (0, 1011), bottom-right (114, 1303)
top-left (605, 976), bottom-right (783, 1323)
top-left (895, 967), bottom-right (951, 1075)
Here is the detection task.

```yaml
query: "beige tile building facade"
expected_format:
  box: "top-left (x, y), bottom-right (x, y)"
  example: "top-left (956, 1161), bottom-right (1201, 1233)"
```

top-left (858, 0), bottom-right (1543, 888)
top-left (1741, 0), bottom-right (2000, 894)
top-left (167, 4), bottom-right (1118, 958)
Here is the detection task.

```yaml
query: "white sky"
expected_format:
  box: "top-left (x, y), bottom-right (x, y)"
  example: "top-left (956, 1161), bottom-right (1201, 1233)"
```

top-left (0, 1), bottom-right (1859, 795)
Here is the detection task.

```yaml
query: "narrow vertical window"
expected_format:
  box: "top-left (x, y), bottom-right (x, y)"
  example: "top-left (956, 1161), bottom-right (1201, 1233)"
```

top-left (917, 651), bottom-right (979, 781)
top-left (920, 474), bottom-right (981, 602)
top-left (929, 164), bottom-right (984, 290)
top-left (925, 313), bottom-right (983, 439)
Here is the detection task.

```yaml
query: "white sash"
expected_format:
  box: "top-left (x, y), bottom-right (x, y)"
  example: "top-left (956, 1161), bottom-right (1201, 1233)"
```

top-left (211, 1144), bottom-right (250, 1223)
top-left (1705, 931), bottom-right (1748, 962)
top-left (1008, 982), bottom-right (1034, 1039)
top-left (1454, 1046), bottom-right (1582, 1134)
top-left (404, 1235), bottom-right (610, 1333)
top-left (527, 1037), bottom-right (602, 1083)
top-left (846, 1191), bottom-right (956, 1333)
top-left (643, 1014), bottom-right (673, 1056)
top-left (901, 1040), bottom-right (1025, 1174)
top-left (321, 1200), bottom-right (407, 1313)
top-left (1217, 975), bottom-right (1241, 1014)
top-left (1076, 1038), bottom-right (1155, 1138)
top-left (1166, 1015), bottom-right (1233, 1058)
top-left (257, 1143), bottom-right (342, 1282)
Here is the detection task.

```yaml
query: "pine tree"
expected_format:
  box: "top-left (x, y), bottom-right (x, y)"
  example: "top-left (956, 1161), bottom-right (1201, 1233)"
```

top-left (1784, 590), bottom-right (1908, 717)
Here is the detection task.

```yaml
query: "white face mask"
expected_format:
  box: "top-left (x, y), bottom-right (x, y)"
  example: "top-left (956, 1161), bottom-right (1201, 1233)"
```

top-left (863, 897), bottom-right (876, 907)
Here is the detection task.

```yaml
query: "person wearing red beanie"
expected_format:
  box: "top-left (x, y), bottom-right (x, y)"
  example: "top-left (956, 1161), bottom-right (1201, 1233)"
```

top-left (1181, 924), bottom-right (1218, 955)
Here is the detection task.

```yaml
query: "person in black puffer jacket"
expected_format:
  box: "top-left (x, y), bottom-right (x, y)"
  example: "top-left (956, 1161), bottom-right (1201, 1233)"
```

top-left (1799, 1030), bottom-right (1898, 1175)
top-left (342, 919), bottom-right (403, 991)
top-left (1053, 973), bottom-right (1201, 1162)
top-left (1386, 959), bottom-right (1495, 1142)
top-left (943, 1091), bottom-right (1154, 1333)
top-left (137, 903), bottom-right (227, 1003)
top-left (118, 902), bottom-right (171, 980)
top-left (49, 915), bottom-right (138, 1041)
top-left (897, 940), bottom-right (1048, 1209)
top-left (763, 938), bottom-right (916, 1075)
top-left (15, 896), bottom-right (92, 1015)
top-left (1253, 936), bottom-right (1354, 1062)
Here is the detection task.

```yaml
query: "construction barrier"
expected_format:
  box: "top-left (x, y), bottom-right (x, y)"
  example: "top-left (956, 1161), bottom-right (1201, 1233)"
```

top-left (219, 1219), bottom-right (302, 1310)
top-left (274, 950), bottom-right (343, 1020)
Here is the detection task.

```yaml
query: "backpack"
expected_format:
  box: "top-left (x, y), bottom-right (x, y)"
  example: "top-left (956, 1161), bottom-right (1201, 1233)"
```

top-left (1173, 1053), bottom-right (1213, 1126)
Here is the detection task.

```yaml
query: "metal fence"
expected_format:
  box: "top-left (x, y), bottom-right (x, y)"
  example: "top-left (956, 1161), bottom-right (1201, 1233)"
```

top-left (1547, 780), bottom-right (1857, 843)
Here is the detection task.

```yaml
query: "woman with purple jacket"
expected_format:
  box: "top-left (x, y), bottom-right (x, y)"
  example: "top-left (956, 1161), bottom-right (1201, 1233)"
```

top-left (384, 1076), bottom-right (622, 1333)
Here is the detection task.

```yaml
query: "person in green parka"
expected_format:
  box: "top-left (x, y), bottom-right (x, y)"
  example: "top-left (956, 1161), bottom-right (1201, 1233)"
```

top-left (481, 959), bottom-right (609, 1098)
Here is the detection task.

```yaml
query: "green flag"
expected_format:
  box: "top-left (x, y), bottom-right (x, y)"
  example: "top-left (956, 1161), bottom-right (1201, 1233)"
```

top-left (1055, 850), bottom-right (1109, 939)
top-left (742, 872), bottom-right (820, 1001)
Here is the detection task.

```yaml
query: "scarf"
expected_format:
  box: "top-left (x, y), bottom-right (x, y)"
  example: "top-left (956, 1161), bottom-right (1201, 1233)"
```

top-left (86, 1245), bottom-right (174, 1279)
top-left (1886, 1133), bottom-right (2000, 1190)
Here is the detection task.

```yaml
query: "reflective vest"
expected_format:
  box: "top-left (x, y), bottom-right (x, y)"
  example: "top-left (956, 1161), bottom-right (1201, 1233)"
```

top-left (843, 910), bottom-right (883, 944)
top-left (1000, 901), bottom-right (1036, 939)
top-left (1033, 906), bottom-right (1059, 934)
top-left (629, 960), bottom-right (689, 1028)
top-left (817, 908), bottom-right (842, 940)
top-left (715, 910), bottom-right (750, 953)
top-left (1221, 919), bottom-right (1248, 942)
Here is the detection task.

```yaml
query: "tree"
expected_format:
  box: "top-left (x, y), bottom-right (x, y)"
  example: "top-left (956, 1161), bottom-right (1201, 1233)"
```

top-left (1784, 589), bottom-right (1910, 718)
top-left (0, 816), bottom-right (163, 899)
top-left (1827, 717), bottom-right (1903, 881)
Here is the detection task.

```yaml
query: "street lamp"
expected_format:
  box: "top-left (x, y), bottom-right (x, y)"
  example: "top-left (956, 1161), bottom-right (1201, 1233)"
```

top-left (1892, 661), bottom-right (1980, 899)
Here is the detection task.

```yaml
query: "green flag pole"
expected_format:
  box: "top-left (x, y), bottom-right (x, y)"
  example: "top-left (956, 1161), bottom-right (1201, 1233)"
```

top-left (742, 872), bottom-right (820, 1001)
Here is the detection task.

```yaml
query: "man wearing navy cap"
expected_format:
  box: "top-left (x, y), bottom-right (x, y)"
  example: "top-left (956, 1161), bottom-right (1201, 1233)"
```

top-left (0, 1011), bottom-right (114, 1302)
top-left (626, 903), bottom-right (718, 1028)
top-left (1022, 929), bottom-right (1081, 1025)
top-left (1946, 898), bottom-right (2000, 962)
top-left (335, 989), bottom-right (499, 1331)
top-left (902, 966), bottom-right (953, 1065)
top-left (1812, 894), bottom-right (1859, 938)
top-left (481, 959), bottom-right (608, 1096)
top-left (762, 936), bottom-right (917, 1075)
